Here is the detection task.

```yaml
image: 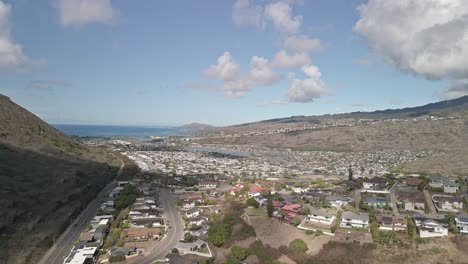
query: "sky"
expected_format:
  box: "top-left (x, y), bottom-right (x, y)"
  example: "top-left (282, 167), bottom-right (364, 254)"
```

top-left (1, 0), bottom-right (467, 126)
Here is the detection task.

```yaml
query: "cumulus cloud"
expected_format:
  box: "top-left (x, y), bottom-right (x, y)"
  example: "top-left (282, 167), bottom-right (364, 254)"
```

top-left (273, 50), bottom-right (310, 68)
top-left (232, 0), bottom-right (264, 28)
top-left (248, 56), bottom-right (282, 85)
top-left (284, 35), bottom-right (322, 53)
top-left (200, 53), bottom-right (282, 97)
top-left (286, 64), bottom-right (332, 103)
top-left (437, 79), bottom-right (468, 99)
top-left (0, 1), bottom-right (31, 69)
top-left (265, 1), bottom-right (302, 34)
top-left (204, 52), bottom-right (240, 81)
top-left (354, 0), bottom-right (468, 80)
top-left (54, 0), bottom-right (116, 27)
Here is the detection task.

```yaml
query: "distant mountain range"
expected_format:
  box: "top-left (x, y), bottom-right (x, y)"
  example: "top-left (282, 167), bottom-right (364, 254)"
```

top-left (0, 94), bottom-right (121, 264)
top-left (241, 95), bottom-right (468, 126)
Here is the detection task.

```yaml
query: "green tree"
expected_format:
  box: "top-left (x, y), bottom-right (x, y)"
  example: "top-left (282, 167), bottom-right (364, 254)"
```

top-left (231, 245), bottom-right (251, 261)
top-left (448, 213), bottom-right (460, 234)
top-left (289, 239), bottom-right (308, 253)
top-left (407, 216), bottom-right (416, 239)
top-left (246, 197), bottom-right (259, 208)
top-left (300, 207), bottom-right (310, 215)
top-left (208, 224), bottom-right (232, 247)
top-left (290, 216), bottom-right (302, 226)
top-left (267, 198), bottom-right (274, 217)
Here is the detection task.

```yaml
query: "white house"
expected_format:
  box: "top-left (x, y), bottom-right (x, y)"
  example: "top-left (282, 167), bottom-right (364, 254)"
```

top-left (412, 215), bottom-right (448, 238)
top-left (443, 180), bottom-right (459, 193)
top-left (326, 196), bottom-right (353, 208)
top-left (308, 208), bottom-right (337, 226)
top-left (340, 211), bottom-right (369, 229)
top-left (292, 186), bottom-right (310, 194)
top-left (432, 195), bottom-right (464, 212)
top-left (186, 208), bottom-right (202, 218)
top-left (363, 178), bottom-right (387, 191)
top-left (455, 215), bottom-right (468, 235)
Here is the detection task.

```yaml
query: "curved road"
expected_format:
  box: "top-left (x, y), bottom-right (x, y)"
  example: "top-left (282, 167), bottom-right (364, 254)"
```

top-left (37, 159), bottom-right (125, 264)
top-left (127, 189), bottom-right (184, 264)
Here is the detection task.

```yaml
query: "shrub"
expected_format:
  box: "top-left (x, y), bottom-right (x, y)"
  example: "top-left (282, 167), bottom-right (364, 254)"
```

top-left (290, 217), bottom-right (302, 226)
top-left (231, 245), bottom-right (251, 261)
top-left (171, 248), bottom-right (179, 254)
top-left (109, 254), bottom-right (126, 263)
top-left (289, 239), bottom-right (308, 253)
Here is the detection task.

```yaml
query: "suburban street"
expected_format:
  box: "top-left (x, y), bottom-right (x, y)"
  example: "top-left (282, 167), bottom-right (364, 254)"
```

top-left (37, 160), bottom-right (125, 264)
top-left (389, 184), bottom-right (400, 215)
top-left (127, 189), bottom-right (184, 264)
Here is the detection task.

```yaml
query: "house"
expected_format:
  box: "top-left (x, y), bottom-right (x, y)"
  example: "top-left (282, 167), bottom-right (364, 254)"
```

top-left (64, 244), bottom-right (99, 264)
top-left (376, 214), bottom-right (407, 231)
top-left (281, 204), bottom-right (302, 223)
top-left (403, 195), bottom-right (425, 211)
top-left (443, 180), bottom-right (459, 193)
top-left (92, 225), bottom-right (107, 240)
top-left (402, 177), bottom-right (424, 189)
top-left (365, 196), bottom-right (388, 208)
top-left (340, 211), bottom-right (369, 229)
top-left (272, 200), bottom-right (285, 209)
top-left (186, 208), bottom-right (202, 218)
top-left (412, 214), bottom-right (448, 238)
top-left (363, 178), bottom-right (388, 191)
top-left (108, 246), bottom-right (132, 256)
top-left (455, 215), bottom-right (468, 235)
top-left (124, 228), bottom-right (161, 240)
top-left (308, 207), bottom-right (337, 226)
top-left (79, 232), bottom-right (94, 243)
top-left (432, 195), bottom-right (464, 212)
top-left (90, 215), bottom-right (113, 228)
top-left (230, 182), bottom-right (245, 195)
top-left (130, 218), bottom-right (163, 228)
top-left (175, 239), bottom-right (208, 255)
top-left (188, 216), bottom-right (206, 226)
top-left (182, 200), bottom-right (196, 209)
top-left (292, 186), bottom-right (310, 194)
top-left (248, 184), bottom-right (266, 197)
top-left (326, 196), bottom-right (353, 208)
top-left (198, 181), bottom-right (217, 190)
top-left (429, 175), bottom-right (449, 189)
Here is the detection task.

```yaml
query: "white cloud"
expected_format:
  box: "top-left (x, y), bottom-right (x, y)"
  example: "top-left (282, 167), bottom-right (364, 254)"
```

top-left (273, 50), bottom-right (310, 68)
top-left (437, 79), bottom-right (468, 99)
top-left (204, 52), bottom-right (240, 81)
top-left (284, 35), bottom-right (322, 53)
top-left (0, 1), bottom-right (31, 69)
top-left (232, 0), bottom-right (264, 28)
top-left (354, 0), bottom-right (468, 80)
top-left (265, 1), bottom-right (302, 34)
top-left (286, 64), bottom-right (332, 103)
top-left (248, 56), bottom-right (281, 85)
top-left (55, 0), bottom-right (116, 27)
top-left (200, 53), bottom-right (282, 98)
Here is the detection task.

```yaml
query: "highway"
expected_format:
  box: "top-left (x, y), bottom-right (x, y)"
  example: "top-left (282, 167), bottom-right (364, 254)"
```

top-left (127, 189), bottom-right (184, 264)
top-left (37, 160), bottom-right (125, 264)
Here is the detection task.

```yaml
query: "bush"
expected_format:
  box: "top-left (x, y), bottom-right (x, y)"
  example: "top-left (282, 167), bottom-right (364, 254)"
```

top-left (171, 248), bottom-right (179, 254)
top-left (208, 224), bottom-right (231, 247)
top-left (315, 230), bottom-right (323, 236)
top-left (231, 245), bottom-right (251, 261)
top-left (289, 239), bottom-right (308, 253)
top-left (109, 254), bottom-right (126, 263)
top-left (290, 217), bottom-right (302, 226)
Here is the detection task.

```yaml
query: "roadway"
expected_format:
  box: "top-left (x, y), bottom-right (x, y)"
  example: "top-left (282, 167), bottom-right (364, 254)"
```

top-left (127, 189), bottom-right (184, 264)
top-left (37, 159), bottom-right (125, 264)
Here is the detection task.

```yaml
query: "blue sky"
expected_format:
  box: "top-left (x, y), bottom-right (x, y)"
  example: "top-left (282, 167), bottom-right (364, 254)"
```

top-left (1, 0), bottom-right (467, 126)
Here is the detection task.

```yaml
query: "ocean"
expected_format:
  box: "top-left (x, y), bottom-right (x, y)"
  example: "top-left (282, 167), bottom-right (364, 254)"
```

top-left (53, 124), bottom-right (188, 140)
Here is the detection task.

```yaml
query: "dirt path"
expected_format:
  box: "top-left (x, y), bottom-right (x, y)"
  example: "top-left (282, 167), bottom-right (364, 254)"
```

top-left (423, 190), bottom-right (437, 214)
